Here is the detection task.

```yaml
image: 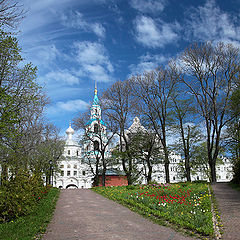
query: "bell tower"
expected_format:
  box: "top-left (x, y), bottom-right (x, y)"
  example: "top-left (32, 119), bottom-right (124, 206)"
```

top-left (83, 82), bottom-right (107, 157)
top-left (90, 81), bottom-right (101, 120)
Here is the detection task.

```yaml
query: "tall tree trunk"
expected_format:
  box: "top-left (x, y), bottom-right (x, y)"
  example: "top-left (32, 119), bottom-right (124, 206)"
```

top-left (185, 126), bottom-right (191, 182)
top-left (185, 155), bottom-right (191, 182)
top-left (120, 131), bottom-right (134, 185)
top-left (209, 159), bottom-right (217, 182)
top-left (147, 164), bottom-right (152, 184)
top-left (93, 157), bottom-right (100, 186)
top-left (164, 162), bottom-right (170, 183)
top-left (102, 156), bottom-right (106, 187)
top-left (162, 136), bottom-right (170, 183)
top-left (126, 172), bottom-right (133, 185)
top-left (122, 158), bottom-right (133, 185)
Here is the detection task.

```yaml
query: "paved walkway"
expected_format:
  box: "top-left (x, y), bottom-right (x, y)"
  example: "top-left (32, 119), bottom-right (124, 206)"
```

top-left (211, 183), bottom-right (240, 240)
top-left (42, 189), bottom-right (195, 240)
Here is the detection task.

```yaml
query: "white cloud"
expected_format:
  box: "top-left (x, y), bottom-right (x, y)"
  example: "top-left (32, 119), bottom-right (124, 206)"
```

top-left (61, 11), bottom-right (106, 38)
top-left (186, 0), bottom-right (240, 46)
top-left (130, 0), bottom-right (166, 14)
top-left (42, 70), bottom-right (80, 86)
top-left (129, 53), bottom-right (169, 76)
top-left (74, 42), bottom-right (108, 65)
top-left (24, 44), bottom-right (60, 67)
top-left (57, 99), bottom-right (89, 112)
top-left (74, 41), bottom-right (114, 82)
top-left (134, 16), bottom-right (179, 48)
top-left (91, 23), bottom-right (106, 38)
top-left (46, 99), bottom-right (89, 117)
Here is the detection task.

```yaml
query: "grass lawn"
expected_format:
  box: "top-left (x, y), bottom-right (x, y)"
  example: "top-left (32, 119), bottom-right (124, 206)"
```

top-left (0, 187), bottom-right (60, 240)
top-left (93, 182), bottom-right (214, 238)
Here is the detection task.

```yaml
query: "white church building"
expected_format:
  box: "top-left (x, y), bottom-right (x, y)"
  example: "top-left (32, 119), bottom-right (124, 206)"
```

top-left (54, 124), bottom-right (93, 189)
top-left (53, 86), bottom-right (233, 188)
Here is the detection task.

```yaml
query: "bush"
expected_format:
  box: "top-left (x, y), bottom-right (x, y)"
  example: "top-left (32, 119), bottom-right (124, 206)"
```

top-left (0, 170), bottom-right (49, 222)
top-left (0, 188), bottom-right (60, 240)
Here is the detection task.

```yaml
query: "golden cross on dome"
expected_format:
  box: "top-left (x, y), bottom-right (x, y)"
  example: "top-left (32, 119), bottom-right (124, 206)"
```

top-left (94, 81), bottom-right (97, 95)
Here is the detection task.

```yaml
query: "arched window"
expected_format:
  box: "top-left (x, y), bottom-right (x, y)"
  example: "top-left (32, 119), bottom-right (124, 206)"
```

top-left (94, 140), bottom-right (99, 151)
top-left (94, 124), bottom-right (99, 134)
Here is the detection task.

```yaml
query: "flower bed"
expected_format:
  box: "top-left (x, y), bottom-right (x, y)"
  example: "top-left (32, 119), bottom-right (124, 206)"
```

top-left (93, 182), bottom-right (214, 237)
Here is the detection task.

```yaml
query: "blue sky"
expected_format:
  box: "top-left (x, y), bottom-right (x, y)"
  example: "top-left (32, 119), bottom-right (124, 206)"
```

top-left (18, 0), bottom-right (240, 134)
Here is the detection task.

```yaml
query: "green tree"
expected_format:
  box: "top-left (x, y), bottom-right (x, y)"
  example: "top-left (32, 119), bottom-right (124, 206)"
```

top-left (180, 42), bottom-right (240, 182)
top-left (0, 30), bottom-right (64, 185)
top-left (130, 65), bottom-right (181, 183)
top-left (74, 107), bottom-right (117, 187)
top-left (127, 130), bottom-right (163, 184)
top-left (227, 85), bottom-right (240, 183)
top-left (190, 142), bottom-right (211, 181)
top-left (102, 80), bottom-right (137, 185)
top-left (0, 31), bottom-right (22, 143)
top-left (227, 86), bottom-right (240, 159)
top-left (171, 96), bottom-right (203, 182)
top-left (191, 142), bottom-right (225, 181)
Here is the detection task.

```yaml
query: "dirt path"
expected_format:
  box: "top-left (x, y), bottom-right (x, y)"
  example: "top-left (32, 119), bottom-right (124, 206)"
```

top-left (211, 183), bottom-right (240, 240)
top-left (42, 189), bottom-right (195, 240)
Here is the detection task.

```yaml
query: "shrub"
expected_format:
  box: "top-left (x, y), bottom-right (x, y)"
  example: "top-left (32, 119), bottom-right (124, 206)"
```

top-left (0, 188), bottom-right (60, 240)
top-left (0, 170), bottom-right (49, 222)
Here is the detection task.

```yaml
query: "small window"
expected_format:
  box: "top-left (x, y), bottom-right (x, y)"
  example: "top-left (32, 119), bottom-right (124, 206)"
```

top-left (60, 165), bottom-right (64, 168)
top-left (197, 176), bottom-right (199, 180)
top-left (74, 164), bottom-right (77, 169)
top-left (77, 151), bottom-right (79, 156)
top-left (74, 171), bottom-right (77, 176)
top-left (82, 170), bottom-right (86, 176)
top-left (173, 176), bottom-right (175, 180)
top-left (67, 164), bottom-right (71, 168)
top-left (68, 150), bottom-right (70, 155)
top-left (67, 171), bottom-right (70, 176)
top-left (61, 170), bottom-right (64, 176)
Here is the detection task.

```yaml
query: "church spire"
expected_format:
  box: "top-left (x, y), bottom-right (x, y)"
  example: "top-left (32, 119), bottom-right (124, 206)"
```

top-left (93, 81), bottom-right (99, 105)
top-left (94, 81), bottom-right (97, 95)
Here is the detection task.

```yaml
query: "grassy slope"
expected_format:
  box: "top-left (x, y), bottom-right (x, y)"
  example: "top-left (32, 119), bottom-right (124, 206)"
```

top-left (0, 188), bottom-right (60, 240)
top-left (92, 183), bottom-right (214, 238)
